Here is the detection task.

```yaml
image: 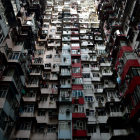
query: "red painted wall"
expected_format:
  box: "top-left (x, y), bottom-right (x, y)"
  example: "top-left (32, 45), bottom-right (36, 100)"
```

top-left (72, 98), bottom-right (84, 104)
top-left (72, 85), bottom-right (83, 90)
top-left (73, 130), bottom-right (87, 136)
top-left (115, 46), bottom-right (132, 70)
top-left (121, 60), bottom-right (139, 82)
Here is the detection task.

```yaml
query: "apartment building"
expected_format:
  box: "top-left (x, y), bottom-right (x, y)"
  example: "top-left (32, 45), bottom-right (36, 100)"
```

top-left (0, 0), bottom-right (139, 140)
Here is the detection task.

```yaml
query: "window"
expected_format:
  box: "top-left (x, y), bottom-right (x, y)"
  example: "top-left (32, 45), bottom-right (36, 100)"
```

top-left (0, 87), bottom-right (8, 98)
top-left (73, 78), bottom-right (83, 84)
top-left (61, 90), bottom-right (70, 98)
top-left (86, 110), bottom-right (94, 116)
top-left (4, 68), bottom-right (15, 76)
top-left (47, 125), bottom-right (56, 132)
top-left (73, 120), bottom-right (86, 130)
top-left (96, 96), bottom-right (104, 102)
top-left (73, 104), bottom-right (84, 113)
top-left (46, 55), bottom-right (52, 58)
top-left (132, 86), bottom-right (140, 106)
top-left (61, 68), bottom-right (71, 74)
top-left (72, 67), bottom-right (81, 73)
top-left (97, 109), bottom-right (106, 116)
top-left (25, 90), bottom-right (37, 97)
top-left (82, 73), bottom-right (90, 78)
top-left (6, 89), bottom-right (14, 106)
top-left (12, 99), bottom-right (19, 111)
top-left (110, 104), bottom-right (120, 112)
top-left (8, 52), bottom-right (20, 60)
top-left (43, 73), bottom-right (50, 79)
top-left (88, 126), bottom-right (96, 133)
top-left (107, 91), bottom-right (118, 98)
top-left (83, 84), bottom-right (92, 89)
top-left (20, 121), bottom-right (32, 130)
top-left (72, 58), bottom-right (80, 63)
top-left (40, 96), bottom-right (47, 101)
top-left (72, 90), bottom-right (83, 97)
top-left (38, 110), bottom-right (46, 116)
top-left (0, 110), bottom-right (7, 130)
top-left (23, 105), bottom-right (34, 112)
top-left (59, 121), bottom-right (71, 130)
top-left (85, 96), bottom-right (93, 102)
top-left (83, 64), bottom-right (89, 68)
top-left (99, 124), bottom-right (109, 133)
top-left (36, 125), bottom-right (44, 133)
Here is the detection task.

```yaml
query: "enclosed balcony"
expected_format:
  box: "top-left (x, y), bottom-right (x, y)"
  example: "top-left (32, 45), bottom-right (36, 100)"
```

top-left (73, 120), bottom-right (87, 136)
top-left (32, 58), bottom-right (43, 65)
top-left (29, 66), bottom-right (42, 76)
top-left (60, 67), bottom-right (71, 77)
top-left (101, 67), bottom-right (113, 76)
top-left (104, 80), bottom-right (116, 89)
top-left (60, 79), bottom-right (71, 88)
top-left (91, 73), bottom-right (101, 81)
top-left (25, 77), bottom-right (39, 88)
top-left (22, 90), bottom-right (37, 102)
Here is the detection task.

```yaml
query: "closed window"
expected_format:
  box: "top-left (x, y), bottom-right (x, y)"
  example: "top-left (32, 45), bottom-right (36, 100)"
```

top-left (20, 121), bottom-right (32, 130)
top-left (72, 90), bottom-right (83, 97)
top-left (38, 110), bottom-right (46, 116)
top-left (47, 125), bottom-right (56, 132)
top-left (0, 87), bottom-right (8, 98)
top-left (23, 105), bottom-right (34, 112)
top-left (97, 109), bottom-right (106, 116)
top-left (83, 84), bottom-right (92, 89)
top-left (36, 125), bottom-right (44, 133)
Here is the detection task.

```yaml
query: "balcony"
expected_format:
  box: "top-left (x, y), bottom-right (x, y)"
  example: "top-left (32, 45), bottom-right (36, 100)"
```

top-left (51, 65), bottom-right (60, 72)
top-left (41, 88), bottom-right (58, 94)
top-left (81, 55), bottom-right (89, 61)
top-left (91, 73), bottom-right (101, 81)
top-left (104, 80), bottom-right (116, 89)
top-left (63, 30), bottom-right (71, 34)
top-left (102, 68), bottom-right (113, 76)
top-left (25, 78), bottom-right (39, 88)
top-left (111, 129), bottom-right (133, 137)
top-left (62, 36), bottom-right (71, 41)
top-left (71, 50), bottom-right (80, 56)
top-left (32, 58), bottom-right (43, 65)
top-left (81, 41), bottom-right (93, 46)
top-left (94, 36), bottom-right (103, 41)
top-left (29, 67), bottom-right (42, 76)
